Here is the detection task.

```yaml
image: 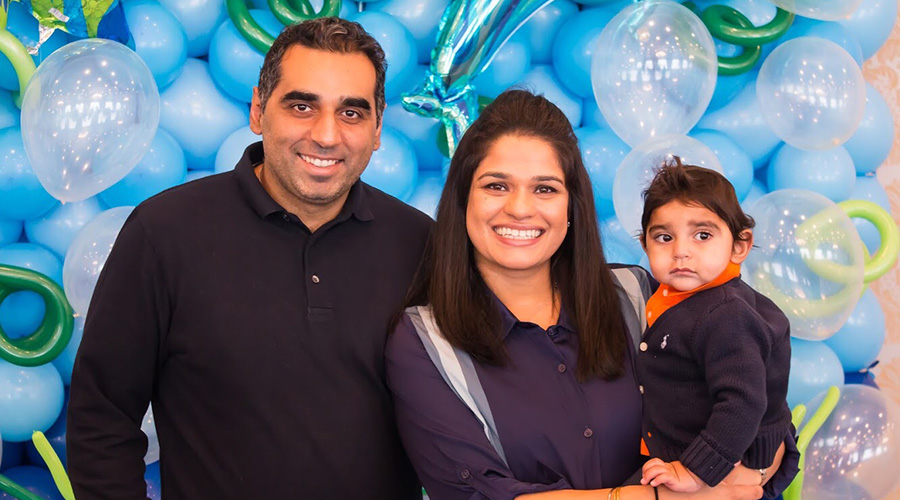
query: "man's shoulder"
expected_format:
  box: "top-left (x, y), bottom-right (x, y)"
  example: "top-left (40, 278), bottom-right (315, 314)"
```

top-left (360, 182), bottom-right (434, 232)
top-left (133, 171), bottom-right (239, 223)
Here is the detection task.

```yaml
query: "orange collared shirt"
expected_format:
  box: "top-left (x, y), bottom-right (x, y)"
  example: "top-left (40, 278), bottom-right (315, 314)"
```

top-left (646, 262), bottom-right (742, 329)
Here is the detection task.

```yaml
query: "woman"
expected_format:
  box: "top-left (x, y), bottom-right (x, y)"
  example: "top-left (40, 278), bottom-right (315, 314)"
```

top-left (385, 89), bottom-right (797, 500)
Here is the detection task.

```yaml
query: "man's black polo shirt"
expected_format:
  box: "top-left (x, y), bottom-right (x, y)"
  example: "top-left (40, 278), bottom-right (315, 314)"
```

top-left (68, 142), bottom-right (433, 499)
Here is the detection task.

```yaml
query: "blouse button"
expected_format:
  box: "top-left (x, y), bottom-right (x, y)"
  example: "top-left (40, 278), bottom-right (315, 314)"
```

top-left (460, 469), bottom-right (471, 479)
top-left (584, 428), bottom-right (594, 438)
top-left (639, 385), bottom-right (645, 394)
top-left (557, 363), bottom-right (567, 373)
top-left (639, 342), bottom-right (648, 352)
top-left (311, 275), bottom-right (320, 284)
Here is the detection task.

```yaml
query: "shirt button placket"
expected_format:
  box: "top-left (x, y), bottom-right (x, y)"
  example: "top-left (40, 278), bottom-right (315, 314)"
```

top-left (311, 274), bottom-right (320, 284)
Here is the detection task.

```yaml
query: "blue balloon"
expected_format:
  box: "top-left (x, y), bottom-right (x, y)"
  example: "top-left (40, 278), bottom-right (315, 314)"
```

top-left (25, 391), bottom-right (67, 468)
top-left (0, 243), bottom-right (63, 339)
top-left (575, 127), bottom-right (629, 218)
top-left (157, 0), bottom-right (228, 57)
top-left (581, 96), bottom-right (609, 129)
top-left (0, 361), bottom-right (64, 442)
top-left (551, 8), bottom-right (619, 98)
top-left (690, 129), bottom-right (754, 201)
top-left (512, 0), bottom-right (578, 64)
top-left (844, 84), bottom-right (894, 174)
top-left (782, 19), bottom-right (864, 67)
top-left (0, 440), bottom-right (25, 471)
top-left (99, 129), bottom-right (187, 208)
top-left (0, 90), bottom-right (19, 131)
top-left (184, 170), bottom-right (214, 183)
top-left (383, 101), bottom-right (444, 171)
top-left (0, 466), bottom-right (64, 500)
top-left (471, 38), bottom-right (532, 98)
top-left (24, 198), bottom-right (105, 259)
top-left (159, 59), bottom-right (250, 171)
top-left (0, 218), bottom-right (22, 247)
top-left (0, 1), bottom-right (70, 91)
top-left (145, 461), bottom-right (162, 500)
top-left (848, 175), bottom-right (890, 255)
top-left (124, 0), bottom-right (188, 88)
top-left (215, 126), bottom-right (261, 174)
top-left (516, 65), bottom-right (582, 127)
top-left (707, 71), bottom-right (755, 112)
top-left (838, 0), bottom-right (898, 60)
top-left (209, 9), bottom-right (284, 103)
top-left (693, 0), bottom-right (776, 26)
top-left (370, 0), bottom-right (449, 63)
top-left (767, 144), bottom-right (857, 202)
top-left (407, 172), bottom-right (444, 219)
top-left (50, 317), bottom-right (84, 386)
top-left (599, 215), bottom-right (643, 258)
top-left (740, 180), bottom-right (768, 210)
top-left (0, 128), bottom-right (58, 221)
top-left (361, 127), bottom-right (418, 201)
top-left (352, 12), bottom-right (417, 101)
top-left (697, 82), bottom-right (783, 169)
top-left (787, 338), bottom-right (844, 408)
top-left (844, 370), bottom-right (878, 388)
top-left (825, 289), bottom-right (885, 372)
top-left (603, 239), bottom-right (641, 266)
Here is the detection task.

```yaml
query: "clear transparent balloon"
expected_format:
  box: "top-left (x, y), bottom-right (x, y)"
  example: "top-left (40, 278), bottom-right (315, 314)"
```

top-left (20, 39), bottom-right (159, 202)
top-left (591, 0), bottom-right (717, 147)
top-left (801, 385), bottom-right (900, 500)
top-left (612, 134), bottom-right (722, 237)
top-left (62, 207), bottom-right (134, 316)
top-left (757, 37), bottom-right (866, 151)
top-left (768, 0), bottom-right (863, 21)
top-left (142, 404), bottom-right (160, 465)
top-left (744, 190), bottom-right (865, 340)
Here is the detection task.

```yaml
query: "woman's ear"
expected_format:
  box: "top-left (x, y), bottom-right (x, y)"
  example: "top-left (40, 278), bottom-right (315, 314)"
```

top-left (731, 229), bottom-right (753, 264)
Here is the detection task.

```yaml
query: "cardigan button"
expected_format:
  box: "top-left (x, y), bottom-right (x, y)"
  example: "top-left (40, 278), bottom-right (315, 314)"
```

top-left (460, 469), bottom-right (471, 479)
top-left (639, 342), bottom-right (648, 352)
top-left (584, 428), bottom-right (594, 438)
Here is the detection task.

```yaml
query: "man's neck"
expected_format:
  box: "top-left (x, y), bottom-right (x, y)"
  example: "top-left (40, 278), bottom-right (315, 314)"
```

top-left (254, 163), bottom-right (348, 233)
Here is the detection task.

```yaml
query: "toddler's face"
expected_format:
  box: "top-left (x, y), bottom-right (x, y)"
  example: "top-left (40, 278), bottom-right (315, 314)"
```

top-left (643, 200), bottom-right (751, 292)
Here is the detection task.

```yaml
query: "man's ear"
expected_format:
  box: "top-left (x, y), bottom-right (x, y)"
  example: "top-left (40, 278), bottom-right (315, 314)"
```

top-left (731, 229), bottom-right (753, 264)
top-left (249, 87), bottom-right (264, 135)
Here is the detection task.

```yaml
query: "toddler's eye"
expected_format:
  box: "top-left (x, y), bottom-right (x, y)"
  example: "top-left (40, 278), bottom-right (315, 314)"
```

top-left (695, 232), bottom-right (712, 241)
top-left (653, 234), bottom-right (672, 243)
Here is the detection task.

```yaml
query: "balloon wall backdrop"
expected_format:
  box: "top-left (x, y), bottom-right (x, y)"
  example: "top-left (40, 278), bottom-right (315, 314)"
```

top-left (0, 0), bottom-right (899, 498)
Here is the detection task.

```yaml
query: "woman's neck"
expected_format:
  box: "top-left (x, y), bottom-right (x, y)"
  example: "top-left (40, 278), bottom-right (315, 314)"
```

top-left (478, 263), bottom-right (559, 330)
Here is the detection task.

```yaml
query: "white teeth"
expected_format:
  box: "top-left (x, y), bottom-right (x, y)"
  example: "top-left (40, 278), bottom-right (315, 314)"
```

top-left (494, 227), bottom-right (542, 240)
top-left (301, 154), bottom-right (339, 167)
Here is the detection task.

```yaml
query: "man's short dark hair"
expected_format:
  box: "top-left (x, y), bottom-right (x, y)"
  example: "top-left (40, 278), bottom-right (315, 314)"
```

top-left (640, 157), bottom-right (755, 245)
top-left (256, 17), bottom-right (387, 122)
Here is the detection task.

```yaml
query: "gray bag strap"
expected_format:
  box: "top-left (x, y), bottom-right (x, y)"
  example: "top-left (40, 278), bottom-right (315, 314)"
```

top-left (405, 305), bottom-right (509, 466)
top-left (610, 266), bottom-right (654, 349)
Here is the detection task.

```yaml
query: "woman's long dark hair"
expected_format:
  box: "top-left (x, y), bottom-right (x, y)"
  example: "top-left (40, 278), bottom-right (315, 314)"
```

top-left (403, 89), bottom-right (626, 381)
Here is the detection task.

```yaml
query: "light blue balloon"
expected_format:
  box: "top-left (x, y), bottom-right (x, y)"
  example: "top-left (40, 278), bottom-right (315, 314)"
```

top-left (694, 0), bottom-right (776, 26)
top-left (0, 360), bottom-right (64, 442)
top-left (215, 126), bottom-right (260, 174)
top-left (352, 12), bottom-right (418, 101)
top-left (575, 127), bottom-right (629, 218)
top-left (0, 243), bottom-right (63, 339)
top-left (844, 84), bottom-right (894, 175)
top-left (52, 317), bottom-right (85, 386)
top-left (707, 71), bottom-right (754, 112)
top-left (209, 9), bottom-right (284, 103)
top-left (787, 338), bottom-right (845, 408)
top-left (99, 129), bottom-right (187, 207)
top-left (361, 127), bottom-right (418, 201)
top-left (0, 1), bottom-right (70, 91)
top-left (184, 170), bottom-right (214, 183)
top-left (383, 101), bottom-right (444, 171)
top-left (697, 82), bottom-right (783, 168)
top-left (825, 289), bottom-right (885, 372)
top-left (740, 179), bottom-right (768, 210)
top-left (159, 58), bottom-right (250, 171)
top-left (599, 215), bottom-right (643, 257)
top-left (471, 39), bottom-right (532, 98)
top-left (768, 144), bottom-right (856, 202)
top-left (551, 8), bottom-right (619, 98)
top-left (690, 129), bottom-right (754, 201)
top-left (581, 96), bottom-right (609, 129)
top-left (124, 0), bottom-right (188, 89)
top-left (24, 197), bottom-right (105, 259)
top-left (0, 219), bottom-right (22, 247)
top-left (407, 172), bottom-right (444, 219)
top-left (838, 0), bottom-right (898, 60)
top-left (782, 18), bottom-right (864, 67)
top-left (848, 175), bottom-right (890, 255)
top-left (0, 128), bottom-right (58, 221)
top-left (512, 0), bottom-right (578, 64)
top-left (516, 65), bottom-right (582, 127)
top-left (370, 0), bottom-right (449, 63)
top-left (0, 91), bottom-right (18, 131)
top-left (603, 239), bottom-right (641, 266)
top-left (157, 0), bottom-right (228, 57)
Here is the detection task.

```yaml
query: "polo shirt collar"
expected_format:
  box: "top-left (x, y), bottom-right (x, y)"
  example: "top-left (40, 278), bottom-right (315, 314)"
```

top-left (492, 291), bottom-right (575, 339)
top-left (235, 141), bottom-right (375, 223)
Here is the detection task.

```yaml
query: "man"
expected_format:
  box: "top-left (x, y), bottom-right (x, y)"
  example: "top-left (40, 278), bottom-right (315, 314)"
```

top-left (67, 17), bottom-right (432, 499)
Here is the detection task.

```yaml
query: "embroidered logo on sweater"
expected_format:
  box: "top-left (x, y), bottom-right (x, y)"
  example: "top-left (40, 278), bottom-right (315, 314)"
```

top-left (660, 334), bottom-right (669, 349)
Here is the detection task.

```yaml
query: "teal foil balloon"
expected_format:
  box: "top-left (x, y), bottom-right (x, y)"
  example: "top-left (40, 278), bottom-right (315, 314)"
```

top-left (402, 0), bottom-right (553, 155)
